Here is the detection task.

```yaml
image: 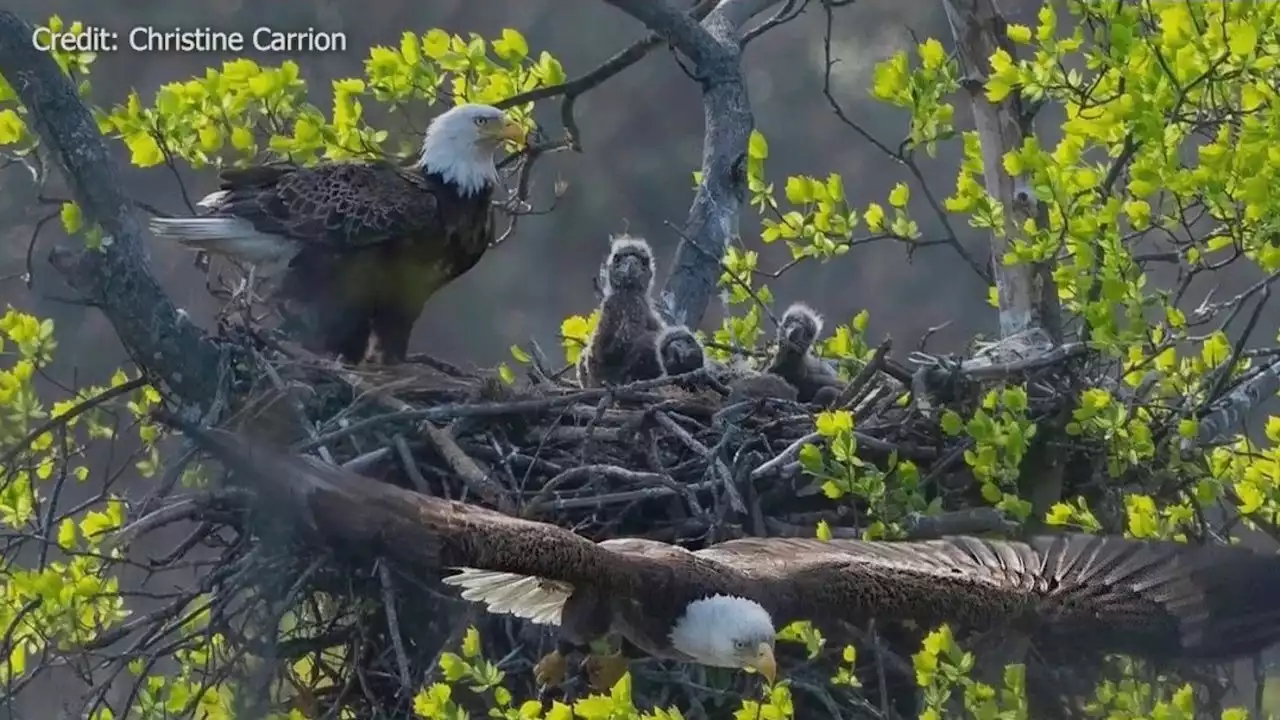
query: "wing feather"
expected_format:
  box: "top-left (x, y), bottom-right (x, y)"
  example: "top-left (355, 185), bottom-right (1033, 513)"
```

top-left (698, 534), bottom-right (1280, 662)
top-left (205, 162), bottom-right (443, 248)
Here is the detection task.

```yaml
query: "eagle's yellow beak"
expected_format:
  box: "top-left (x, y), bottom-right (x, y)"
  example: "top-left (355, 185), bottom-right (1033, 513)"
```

top-left (488, 116), bottom-right (527, 146)
top-left (749, 642), bottom-right (777, 685)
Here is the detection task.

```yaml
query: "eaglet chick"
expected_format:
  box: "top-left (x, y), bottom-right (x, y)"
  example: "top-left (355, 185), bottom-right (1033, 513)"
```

top-left (765, 303), bottom-right (843, 406)
top-left (656, 325), bottom-right (706, 377)
top-left (577, 236), bottom-right (665, 388)
top-left (714, 361), bottom-right (800, 404)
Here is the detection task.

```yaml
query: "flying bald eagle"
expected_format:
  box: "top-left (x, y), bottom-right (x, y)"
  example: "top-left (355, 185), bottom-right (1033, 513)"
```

top-left (149, 103), bottom-right (526, 364)
top-left (165, 420), bottom-right (1280, 696)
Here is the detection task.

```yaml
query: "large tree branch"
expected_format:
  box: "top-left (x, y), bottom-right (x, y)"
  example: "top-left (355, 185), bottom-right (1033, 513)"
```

top-left (1188, 357), bottom-right (1280, 450)
top-left (942, 0), bottom-right (1058, 340)
top-left (942, 0), bottom-right (1065, 530)
top-left (601, 0), bottom-right (784, 327)
top-left (0, 11), bottom-right (226, 408)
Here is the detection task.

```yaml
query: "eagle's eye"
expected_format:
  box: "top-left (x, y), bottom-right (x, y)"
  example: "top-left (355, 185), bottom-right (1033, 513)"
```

top-left (474, 116), bottom-right (492, 126)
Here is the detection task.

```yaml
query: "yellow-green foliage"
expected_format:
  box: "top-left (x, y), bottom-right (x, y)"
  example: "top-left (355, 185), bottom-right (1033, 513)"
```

top-left (0, 307), bottom-right (158, 688)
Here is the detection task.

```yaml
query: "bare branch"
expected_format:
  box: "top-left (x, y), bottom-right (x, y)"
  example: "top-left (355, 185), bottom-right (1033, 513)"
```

top-left (599, 0), bottom-right (788, 327)
top-left (0, 11), bottom-right (228, 408)
top-left (1189, 357), bottom-right (1280, 450)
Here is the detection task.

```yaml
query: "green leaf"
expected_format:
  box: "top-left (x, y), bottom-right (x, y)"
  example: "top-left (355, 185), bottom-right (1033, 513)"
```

top-left (1201, 331), bottom-right (1230, 367)
top-left (748, 129), bottom-right (769, 160)
top-left (545, 702), bottom-right (574, 720)
top-left (537, 51), bottom-right (566, 85)
top-left (939, 409), bottom-right (964, 436)
top-left (509, 344), bottom-right (532, 363)
top-left (1229, 24), bottom-right (1257, 58)
top-left (230, 126), bottom-right (255, 151)
top-left (1177, 418), bottom-right (1198, 440)
top-left (815, 520), bottom-right (832, 541)
top-left (785, 176), bottom-right (812, 204)
top-left (423, 29), bottom-right (450, 59)
top-left (60, 202), bottom-right (83, 234)
top-left (125, 132), bottom-right (164, 167)
top-left (917, 38), bottom-right (946, 70)
top-left (494, 28), bottom-right (529, 63)
top-left (815, 410), bottom-right (853, 437)
top-left (497, 362), bottom-right (515, 385)
top-left (197, 125), bottom-right (222, 152)
top-left (573, 695), bottom-right (616, 719)
top-left (888, 182), bottom-right (910, 208)
top-left (437, 652), bottom-right (467, 681)
top-left (0, 108), bottom-right (25, 145)
top-left (863, 203), bottom-right (886, 231)
top-left (399, 31), bottom-right (420, 63)
top-left (797, 443), bottom-right (824, 475)
top-left (826, 173), bottom-right (845, 203)
top-left (57, 517), bottom-right (77, 550)
top-left (1044, 502), bottom-right (1073, 526)
top-left (1006, 23), bottom-right (1032, 44)
top-left (461, 626), bottom-right (481, 658)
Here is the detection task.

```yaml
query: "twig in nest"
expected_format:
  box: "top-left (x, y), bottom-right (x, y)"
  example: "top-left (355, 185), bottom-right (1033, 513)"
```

top-left (538, 480), bottom-right (718, 512)
top-left (376, 561), bottom-right (413, 695)
top-left (834, 338), bottom-right (891, 409)
top-left (342, 446), bottom-right (391, 473)
top-left (527, 464), bottom-right (704, 516)
top-left (652, 411), bottom-right (746, 514)
top-left (393, 435), bottom-right (430, 494)
top-left (422, 421), bottom-right (511, 512)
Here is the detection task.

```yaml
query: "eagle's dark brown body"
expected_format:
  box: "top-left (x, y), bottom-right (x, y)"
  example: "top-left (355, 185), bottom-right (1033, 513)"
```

top-left (205, 162), bottom-right (493, 363)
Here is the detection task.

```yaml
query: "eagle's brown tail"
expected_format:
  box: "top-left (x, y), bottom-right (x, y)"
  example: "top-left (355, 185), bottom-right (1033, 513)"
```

top-left (1031, 533), bottom-right (1280, 662)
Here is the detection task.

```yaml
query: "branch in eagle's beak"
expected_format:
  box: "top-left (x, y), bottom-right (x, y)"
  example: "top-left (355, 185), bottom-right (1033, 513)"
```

top-left (749, 642), bottom-right (776, 685)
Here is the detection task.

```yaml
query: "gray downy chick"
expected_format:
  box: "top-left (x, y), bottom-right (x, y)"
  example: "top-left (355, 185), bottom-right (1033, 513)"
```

top-left (765, 302), bottom-right (843, 404)
top-left (577, 236), bottom-right (666, 387)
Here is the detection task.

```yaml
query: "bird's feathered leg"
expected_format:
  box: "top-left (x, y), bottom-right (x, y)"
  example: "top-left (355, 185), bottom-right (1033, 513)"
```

top-left (581, 637), bottom-right (644, 692)
top-left (534, 639), bottom-right (586, 688)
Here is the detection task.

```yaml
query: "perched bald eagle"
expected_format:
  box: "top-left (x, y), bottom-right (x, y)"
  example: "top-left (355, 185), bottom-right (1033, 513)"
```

top-left (166, 421), bottom-right (1280, 696)
top-left (149, 103), bottom-right (526, 364)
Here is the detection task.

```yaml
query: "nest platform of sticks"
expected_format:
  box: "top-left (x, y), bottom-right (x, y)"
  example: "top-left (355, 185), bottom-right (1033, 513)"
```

top-left (134, 328), bottom-right (1105, 719)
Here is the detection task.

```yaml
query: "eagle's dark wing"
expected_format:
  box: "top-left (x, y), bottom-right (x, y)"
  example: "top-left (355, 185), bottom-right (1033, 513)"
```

top-left (170, 421), bottom-right (670, 593)
top-left (209, 162), bottom-right (442, 248)
top-left (697, 535), bottom-right (1280, 662)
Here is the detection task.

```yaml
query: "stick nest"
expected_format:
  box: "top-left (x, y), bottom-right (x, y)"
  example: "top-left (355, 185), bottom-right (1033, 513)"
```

top-left (127, 329), bottom-right (1123, 720)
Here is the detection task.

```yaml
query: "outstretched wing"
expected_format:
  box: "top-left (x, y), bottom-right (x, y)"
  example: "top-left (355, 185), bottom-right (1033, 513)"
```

top-left (697, 534), bottom-right (1280, 662)
top-left (167, 419), bottom-right (658, 593)
top-left (209, 162), bottom-right (443, 248)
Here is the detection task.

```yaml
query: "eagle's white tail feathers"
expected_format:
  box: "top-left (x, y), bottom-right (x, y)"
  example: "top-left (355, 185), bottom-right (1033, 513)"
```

top-left (441, 569), bottom-right (571, 626)
top-left (148, 217), bottom-right (298, 265)
top-left (196, 190), bottom-right (230, 210)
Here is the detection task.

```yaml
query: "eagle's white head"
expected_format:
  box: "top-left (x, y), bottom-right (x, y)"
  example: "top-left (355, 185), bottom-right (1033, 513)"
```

top-left (418, 103), bottom-right (527, 196)
top-left (669, 594), bottom-right (777, 683)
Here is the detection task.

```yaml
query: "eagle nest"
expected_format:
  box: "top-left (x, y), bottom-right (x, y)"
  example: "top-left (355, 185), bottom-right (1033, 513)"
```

top-left (134, 328), bottom-right (1185, 720)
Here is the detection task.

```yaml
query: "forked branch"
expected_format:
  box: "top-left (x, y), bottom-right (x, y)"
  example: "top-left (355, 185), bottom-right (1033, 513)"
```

top-left (600, 0), bottom-right (789, 327)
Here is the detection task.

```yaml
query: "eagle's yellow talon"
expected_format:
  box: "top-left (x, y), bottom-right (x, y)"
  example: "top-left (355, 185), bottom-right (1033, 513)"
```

top-left (533, 650), bottom-right (568, 688)
top-left (583, 651), bottom-right (630, 692)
